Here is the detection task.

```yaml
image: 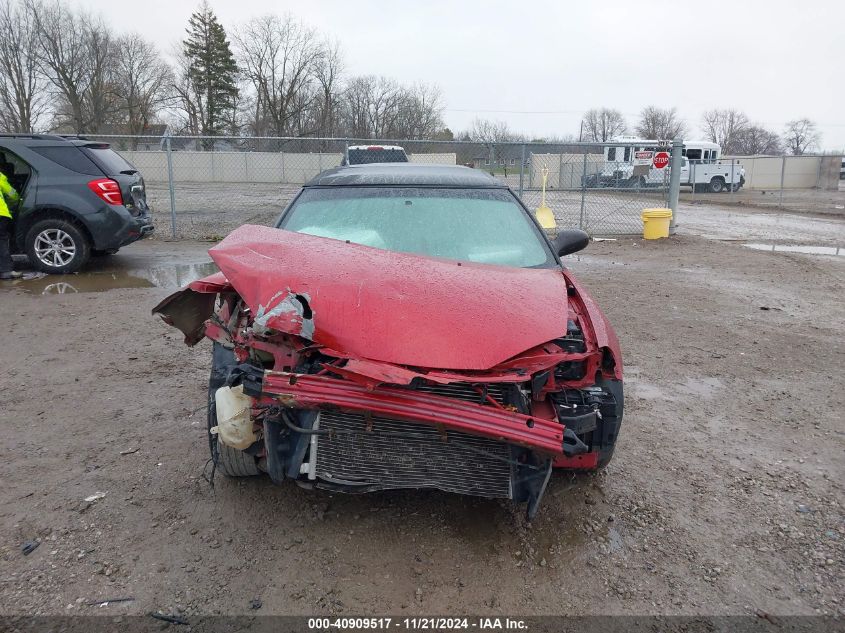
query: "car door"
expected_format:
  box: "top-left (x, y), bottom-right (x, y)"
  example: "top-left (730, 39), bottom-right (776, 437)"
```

top-left (0, 146), bottom-right (38, 252)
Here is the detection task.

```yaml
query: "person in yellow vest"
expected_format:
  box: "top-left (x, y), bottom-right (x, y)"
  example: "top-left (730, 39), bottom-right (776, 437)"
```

top-left (0, 160), bottom-right (22, 280)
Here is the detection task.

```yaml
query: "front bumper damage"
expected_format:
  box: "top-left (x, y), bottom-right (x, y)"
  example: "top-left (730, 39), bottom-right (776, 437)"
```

top-left (153, 225), bottom-right (624, 517)
top-left (225, 364), bottom-right (564, 516)
top-left (255, 370), bottom-right (566, 455)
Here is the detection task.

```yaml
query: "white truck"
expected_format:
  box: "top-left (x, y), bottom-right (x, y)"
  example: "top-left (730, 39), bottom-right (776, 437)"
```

top-left (587, 137), bottom-right (745, 193)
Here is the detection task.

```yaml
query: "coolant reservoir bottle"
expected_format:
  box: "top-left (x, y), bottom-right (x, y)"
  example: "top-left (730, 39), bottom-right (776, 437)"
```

top-left (212, 385), bottom-right (257, 449)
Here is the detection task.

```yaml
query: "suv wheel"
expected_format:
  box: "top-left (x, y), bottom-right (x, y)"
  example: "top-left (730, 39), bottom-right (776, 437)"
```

top-left (25, 219), bottom-right (91, 274)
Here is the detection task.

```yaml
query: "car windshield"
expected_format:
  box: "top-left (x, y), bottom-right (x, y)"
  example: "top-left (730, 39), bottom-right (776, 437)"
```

top-left (279, 187), bottom-right (554, 268)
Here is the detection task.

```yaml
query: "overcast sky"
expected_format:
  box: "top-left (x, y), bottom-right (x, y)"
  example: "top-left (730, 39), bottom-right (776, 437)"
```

top-left (80, 0), bottom-right (844, 149)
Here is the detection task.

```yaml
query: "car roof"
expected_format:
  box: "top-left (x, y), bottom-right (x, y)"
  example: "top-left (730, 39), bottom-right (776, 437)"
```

top-left (347, 144), bottom-right (405, 151)
top-left (0, 134), bottom-right (105, 148)
top-left (306, 164), bottom-right (508, 188)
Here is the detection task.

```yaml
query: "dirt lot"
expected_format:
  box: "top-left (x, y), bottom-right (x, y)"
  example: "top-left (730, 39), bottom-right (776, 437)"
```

top-left (0, 209), bottom-right (843, 619)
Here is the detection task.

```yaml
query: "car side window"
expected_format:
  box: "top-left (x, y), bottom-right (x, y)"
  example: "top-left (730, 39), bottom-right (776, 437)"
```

top-left (686, 148), bottom-right (702, 163)
top-left (31, 146), bottom-right (102, 176)
top-left (0, 149), bottom-right (33, 192)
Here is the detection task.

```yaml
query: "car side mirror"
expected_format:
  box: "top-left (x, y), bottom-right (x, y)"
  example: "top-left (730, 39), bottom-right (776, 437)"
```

top-left (552, 229), bottom-right (590, 257)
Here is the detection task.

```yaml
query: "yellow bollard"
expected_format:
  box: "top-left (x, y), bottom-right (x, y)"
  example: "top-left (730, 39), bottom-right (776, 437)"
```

top-left (641, 208), bottom-right (673, 239)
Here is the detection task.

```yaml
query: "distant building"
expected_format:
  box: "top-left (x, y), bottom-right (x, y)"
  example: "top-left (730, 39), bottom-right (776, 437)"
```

top-left (472, 143), bottom-right (597, 170)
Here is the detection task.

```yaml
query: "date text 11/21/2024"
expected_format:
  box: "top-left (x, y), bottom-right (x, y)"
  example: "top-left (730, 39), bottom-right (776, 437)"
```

top-left (307, 617), bottom-right (528, 630)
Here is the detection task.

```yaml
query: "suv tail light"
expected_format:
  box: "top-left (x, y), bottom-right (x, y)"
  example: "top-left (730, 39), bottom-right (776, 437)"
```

top-left (87, 178), bottom-right (124, 206)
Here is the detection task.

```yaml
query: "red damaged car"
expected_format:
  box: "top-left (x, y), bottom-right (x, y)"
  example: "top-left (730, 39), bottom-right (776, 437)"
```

top-left (154, 164), bottom-right (623, 518)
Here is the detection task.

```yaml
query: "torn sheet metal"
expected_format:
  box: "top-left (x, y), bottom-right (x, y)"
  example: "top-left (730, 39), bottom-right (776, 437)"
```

top-left (151, 288), bottom-right (215, 345)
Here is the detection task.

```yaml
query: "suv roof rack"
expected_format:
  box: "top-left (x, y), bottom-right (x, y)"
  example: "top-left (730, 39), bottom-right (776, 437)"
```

top-left (0, 133), bottom-right (78, 141)
top-left (0, 133), bottom-right (50, 139)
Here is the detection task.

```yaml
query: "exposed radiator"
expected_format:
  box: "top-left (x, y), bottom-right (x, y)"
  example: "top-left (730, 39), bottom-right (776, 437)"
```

top-left (313, 410), bottom-right (513, 499)
top-left (407, 382), bottom-right (509, 405)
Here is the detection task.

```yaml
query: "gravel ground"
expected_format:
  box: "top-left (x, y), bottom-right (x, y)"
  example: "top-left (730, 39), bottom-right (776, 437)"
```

top-left (0, 219), bottom-right (843, 618)
top-left (144, 182), bottom-right (301, 240)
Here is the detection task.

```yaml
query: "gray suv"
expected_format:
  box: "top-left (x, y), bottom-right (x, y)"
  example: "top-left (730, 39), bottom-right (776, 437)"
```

top-left (0, 134), bottom-right (154, 273)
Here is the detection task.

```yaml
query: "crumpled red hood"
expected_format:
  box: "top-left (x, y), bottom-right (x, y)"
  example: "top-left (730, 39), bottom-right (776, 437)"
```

top-left (208, 225), bottom-right (569, 371)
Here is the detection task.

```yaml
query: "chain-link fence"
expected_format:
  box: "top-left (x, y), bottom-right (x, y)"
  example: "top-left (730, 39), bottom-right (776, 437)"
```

top-left (682, 154), bottom-right (845, 215)
top-left (84, 135), bottom-right (843, 239)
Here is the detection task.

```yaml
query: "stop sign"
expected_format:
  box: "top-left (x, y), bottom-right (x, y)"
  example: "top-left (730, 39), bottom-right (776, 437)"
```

top-left (653, 151), bottom-right (670, 169)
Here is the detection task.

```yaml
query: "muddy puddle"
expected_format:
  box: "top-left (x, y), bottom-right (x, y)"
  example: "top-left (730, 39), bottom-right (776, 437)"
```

top-left (743, 243), bottom-right (844, 256)
top-left (3, 261), bottom-right (218, 295)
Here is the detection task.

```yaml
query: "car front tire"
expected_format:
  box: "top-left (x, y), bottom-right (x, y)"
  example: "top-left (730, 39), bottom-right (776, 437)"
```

top-left (25, 219), bottom-right (91, 274)
top-left (208, 342), bottom-right (260, 477)
top-left (596, 378), bottom-right (624, 469)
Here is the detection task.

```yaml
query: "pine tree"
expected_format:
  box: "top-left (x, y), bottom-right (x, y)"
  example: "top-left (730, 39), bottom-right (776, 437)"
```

top-left (182, 2), bottom-right (238, 139)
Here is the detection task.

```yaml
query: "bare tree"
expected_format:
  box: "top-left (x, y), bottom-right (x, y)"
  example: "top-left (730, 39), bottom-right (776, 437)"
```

top-left (581, 108), bottom-right (627, 142)
top-left (362, 76), bottom-right (402, 138)
top-left (342, 75), bottom-right (401, 138)
top-left (112, 35), bottom-right (173, 143)
top-left (395, 83), bottom-right (443, 139)
top-left (234, 15), bottom-right (321, 137)
top-left (341, 75), bottom-right (373, 138)
top-left (311, 38), bottom-right (343, 139)
top-left (468, 117), bottom-right (521, 165)
top-left (85, 25), bottom-right (118, 132)
top-left (34, 1), bottom-right (119, 132)
top-left (635, 106), bottom-right (686, 140)
top-left (782, 118), bottom-right (819, 155)
top-left (33, 0), bottom-right (89, 131)
top-left (700, 109), bottom-right (749, 154)
top-left (171, 49), bottom-right (202, 136)
top-left (0, 0), bottom-right (48, 132)
top-left (468, 118), bottom-right (517, 143)
top-left (733, 125), bottom-right (782, 155)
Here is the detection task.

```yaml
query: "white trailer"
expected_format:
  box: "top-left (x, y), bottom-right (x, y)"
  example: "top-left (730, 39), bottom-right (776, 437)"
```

top-left (588, 137), bottom-right (744, 192)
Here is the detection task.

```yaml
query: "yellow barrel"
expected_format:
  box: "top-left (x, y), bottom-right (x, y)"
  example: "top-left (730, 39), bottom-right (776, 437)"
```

top-left (641, 208), bottom-right (673, 239)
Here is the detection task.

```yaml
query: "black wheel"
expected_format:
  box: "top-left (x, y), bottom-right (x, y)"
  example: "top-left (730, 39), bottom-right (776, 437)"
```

top-left (708, 177), bottom-right (725, 193)
top-left (25, 219), bottom-right (91, 274)
top-left (595, 378), bottom-right (624, 469)
top-left (208, 342), bottom-right (260, 477)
